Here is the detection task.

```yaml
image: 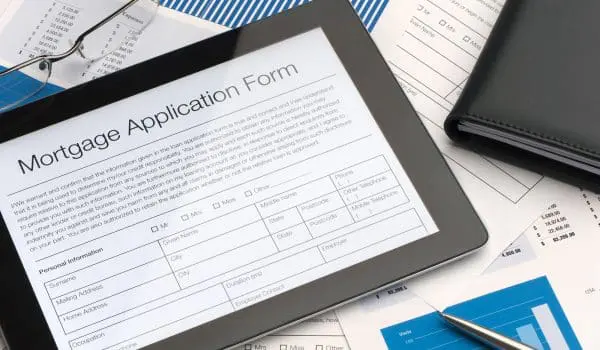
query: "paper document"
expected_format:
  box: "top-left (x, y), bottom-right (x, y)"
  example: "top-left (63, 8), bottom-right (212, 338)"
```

top-left (0, 0), bottom-right (406, 110)
top-left (0, 0), bottom-right (225, 99)
top-left (239, 312), bottom-right (350, 350)
top-left (365, 0), bottom-right (581, 307)
top-left (337, 188), bottom-right (600, 349)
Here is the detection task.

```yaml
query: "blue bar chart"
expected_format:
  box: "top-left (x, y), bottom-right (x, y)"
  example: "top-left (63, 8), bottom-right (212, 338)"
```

top-left (380, 277), bottom-right (581, 349)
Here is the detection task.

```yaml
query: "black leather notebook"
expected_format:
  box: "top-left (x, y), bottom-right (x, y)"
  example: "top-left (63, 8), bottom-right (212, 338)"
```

top-left (445, 0), bottom-right (600, 191)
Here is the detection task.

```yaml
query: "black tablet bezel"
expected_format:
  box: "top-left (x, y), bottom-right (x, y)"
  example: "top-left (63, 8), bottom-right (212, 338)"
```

top-left (0, 1), bottom-right (487, 349)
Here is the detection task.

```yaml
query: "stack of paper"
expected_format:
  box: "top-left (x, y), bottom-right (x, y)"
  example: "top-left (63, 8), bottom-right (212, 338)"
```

top-left (337, 0), bottom-right (600, 348)
top-left (337, 194), bottom-right (600, 349)
top-left (1, 0), bottom-right (598, 349)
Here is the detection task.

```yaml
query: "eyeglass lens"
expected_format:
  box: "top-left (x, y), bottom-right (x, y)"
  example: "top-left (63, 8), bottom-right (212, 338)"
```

top-left (0, 60), bottom-right (51, 112)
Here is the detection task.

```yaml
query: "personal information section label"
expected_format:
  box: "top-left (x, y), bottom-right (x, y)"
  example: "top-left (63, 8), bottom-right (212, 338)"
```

top-left (0, 29), bottom-right (436, 350)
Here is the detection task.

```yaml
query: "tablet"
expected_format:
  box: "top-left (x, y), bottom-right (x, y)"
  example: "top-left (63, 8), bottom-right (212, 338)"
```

top-left (0, 1), bottom-right (487, 349)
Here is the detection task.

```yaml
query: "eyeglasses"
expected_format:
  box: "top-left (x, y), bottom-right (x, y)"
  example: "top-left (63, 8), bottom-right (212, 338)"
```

top-left (0, 0), bottom-right (159, 112)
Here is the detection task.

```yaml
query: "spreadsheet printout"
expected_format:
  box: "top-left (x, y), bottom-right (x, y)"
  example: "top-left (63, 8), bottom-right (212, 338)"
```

top-left (0, 0), bottom-right (225, 106)
top-left (0, 28), bottom-right (437, 350)
top-left (0, 0), bottom-right (411, 107)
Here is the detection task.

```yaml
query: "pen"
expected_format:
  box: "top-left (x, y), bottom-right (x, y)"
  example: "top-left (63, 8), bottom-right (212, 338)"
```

top-left (440, 312), bottom-right (535, 350)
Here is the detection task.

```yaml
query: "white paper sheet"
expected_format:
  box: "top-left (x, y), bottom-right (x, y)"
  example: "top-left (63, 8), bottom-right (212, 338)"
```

top-left (238, 312), bottom-right (350, 350)
top-left (0, 0), bottom-right (225, 88)
top-left (363, 0), bottom-right (587, 308)
top-left (337, 189), bottom-right (600, 349)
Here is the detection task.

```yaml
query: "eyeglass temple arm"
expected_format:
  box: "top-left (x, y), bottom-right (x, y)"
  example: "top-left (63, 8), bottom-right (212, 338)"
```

top-left (0, 0), bottom-right (143, 77)
top-left (0, 56), bottom-right (46, 77)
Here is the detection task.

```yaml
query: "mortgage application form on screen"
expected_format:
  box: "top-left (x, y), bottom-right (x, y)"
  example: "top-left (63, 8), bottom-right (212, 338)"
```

top-left (0, 29), bottom-right (437, 350)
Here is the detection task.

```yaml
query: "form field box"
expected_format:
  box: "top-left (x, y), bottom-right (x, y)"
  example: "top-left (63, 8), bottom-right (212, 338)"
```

top-left (347, 187), bottom-right (408, 221)
top-left (319, 210), bottom-right (422, 261)
top-left (257, 178), bottom-right (335, 217)
top-left (331, 156), bottom-right (388, 188)
top-left (306, 207), bottom-right (354, 237)
top-left (68, 285), bottom-right (230, 350)
top-left (61, 275), bottom-right (180, 333)
top-left (339, 171), bottom-right (398, 205)
top-left (175, 238), bottom-right (278, 289)
top-left (45, 244), bottom-right (164, 299)
top-left (159, 206), bottom-right (260, 255)
top-left (272, 224), bottom-right (312, 251)
top-left (393, 74), bottom-right (451, 128)
top-left (406, 19), bottom-right (476, 72)
top-left (224, 248), bottom-right (323, 299)
top-left (401, 33), bottom-right (468, 85)
top-left (264, 208), bottom-right (303, 233)
top-left (387, 43), bottom-right (458, 98)
top-left (298, 192), bottom-right (345, 221)
top-left (53, 258), bottom-right (172, 315)
top-left (167, 221), bottom-right (269, 271)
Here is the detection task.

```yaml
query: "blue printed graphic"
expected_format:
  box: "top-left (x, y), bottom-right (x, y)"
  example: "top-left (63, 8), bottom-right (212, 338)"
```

top-left (381, 277), bottom-right (581, 350)
top-left (0, 65), bottom-right (63, 110)
top-left (162, 0), bottom-right (389, 32)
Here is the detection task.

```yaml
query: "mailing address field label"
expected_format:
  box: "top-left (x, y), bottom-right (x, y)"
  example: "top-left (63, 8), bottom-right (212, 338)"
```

top-left (0, 29), bottom-right (437, 350)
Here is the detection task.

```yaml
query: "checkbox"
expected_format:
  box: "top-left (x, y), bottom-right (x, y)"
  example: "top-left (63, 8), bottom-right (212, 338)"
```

top-left (280, 345), bottom-right (288, 350)
top-left (181, 214), bottom-right (189, 221)
top-left (463, 35), bottom-right (471, 42)
top-left (244, 345), bottom-right (252, 350)
top-left (151, 226), bottom-right (159, 233)
top-left (439, 19), bottom-right (446, 26)
top-left (245, 190), bottom-right (253, 197)
top-left (315, 346), bottom-right (323, 350)
top-left (213, 202), bottom-right (221, 209)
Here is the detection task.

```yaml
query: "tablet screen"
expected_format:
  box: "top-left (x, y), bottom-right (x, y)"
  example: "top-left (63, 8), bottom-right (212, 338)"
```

top-left (0, 28), bottom-right (438, 349)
